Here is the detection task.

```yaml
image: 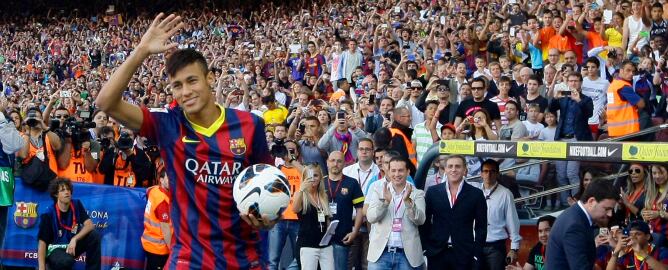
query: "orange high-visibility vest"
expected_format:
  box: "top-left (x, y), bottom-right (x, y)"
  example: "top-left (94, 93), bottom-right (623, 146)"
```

top-left (390, 128), bottom-right (417, 166)
top-left (141, 186), bottom-right (171, 255)
top-left (57, 150), bottom-right (93, 183)
top-left (606, 79), bottom-right (640, 137)
top-left (24, 133), bottom-right (58, 173)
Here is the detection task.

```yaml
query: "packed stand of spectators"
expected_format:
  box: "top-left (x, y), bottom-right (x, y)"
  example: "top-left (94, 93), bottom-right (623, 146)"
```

top-left (1, 0), bottom-right (668, 269)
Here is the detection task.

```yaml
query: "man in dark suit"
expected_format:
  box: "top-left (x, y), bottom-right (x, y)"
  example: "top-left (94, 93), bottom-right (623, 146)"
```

top-left (421, 155), bottom-right (487, 269)
top-left (546, 179), bottom-right (619, 270)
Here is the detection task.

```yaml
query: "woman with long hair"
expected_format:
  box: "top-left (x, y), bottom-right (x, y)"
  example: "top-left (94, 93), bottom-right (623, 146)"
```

top-left (455, 108), bottom-right (497, 177)
top-left (641, 163), bottom-right (668, 246)
top-left (621, 163), bottom-right (651, 222)
top-left (568, 168), bottom-right (602, 205)
top-left (292, 164), bottom-right (334, 270)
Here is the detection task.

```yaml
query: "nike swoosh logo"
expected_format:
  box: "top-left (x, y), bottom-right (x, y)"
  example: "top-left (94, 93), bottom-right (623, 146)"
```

top-left (607, 148), bottom-right (618, 156)
top-left (242, 187), bottom-right (262, 202)
top-left (505, 145), bottom-right (515, 152)
top-left (181, 136), bottom-right (200, 143)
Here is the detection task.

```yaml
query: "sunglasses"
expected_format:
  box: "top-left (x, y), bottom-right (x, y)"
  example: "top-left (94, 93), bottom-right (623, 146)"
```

top-left (629, 168), bottom-right (643, 174)
top-left (437, 87), bottom-right (449, 92)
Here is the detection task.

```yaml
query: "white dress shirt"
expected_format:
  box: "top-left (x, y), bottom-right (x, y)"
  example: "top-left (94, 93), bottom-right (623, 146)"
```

top-left (477, 182), bottom-right (522, 250)
top-left (343, 162), bottom-right (381, 197)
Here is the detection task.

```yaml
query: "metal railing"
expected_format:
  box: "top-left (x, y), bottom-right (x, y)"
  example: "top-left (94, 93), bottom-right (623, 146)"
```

top-left (513, 172), bottom-right (629, 203)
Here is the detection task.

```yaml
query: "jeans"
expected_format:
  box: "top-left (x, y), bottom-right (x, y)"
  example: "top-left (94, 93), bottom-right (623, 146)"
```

top-left (368, 250), bottom-right (422, 270)
top-left (333, 244), bottom-right (350, 270)
top-left (556, 138), bottom-right (580, 206)
top-left (268, 220), bottom-right (299, 270)
top-left (481, 241), bottom-right (506, 270)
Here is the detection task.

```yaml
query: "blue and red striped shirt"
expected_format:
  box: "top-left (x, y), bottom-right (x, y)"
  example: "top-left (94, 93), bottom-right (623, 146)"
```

top-left (140, 105), bottom-right (272, 270)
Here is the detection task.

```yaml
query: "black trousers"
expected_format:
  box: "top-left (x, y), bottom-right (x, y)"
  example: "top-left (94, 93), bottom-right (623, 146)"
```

top-left (145, 252), bottom-right (169, 270)
top-left (47, 230), bottom-right (101, 270)
top-left (427, 247), bottom-right (474, 270)
top-left (480, 240), bottom-right (507, 270)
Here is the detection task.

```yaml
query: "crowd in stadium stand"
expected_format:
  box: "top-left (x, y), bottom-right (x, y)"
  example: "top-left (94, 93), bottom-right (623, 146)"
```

top-left (2, 0), bottom-right (668, 269)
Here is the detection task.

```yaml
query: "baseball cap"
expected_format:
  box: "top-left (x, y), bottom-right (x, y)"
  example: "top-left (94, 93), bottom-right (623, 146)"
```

top-left (441, 123), bottom-right (456, 134)
top-left (410, 80), bottom-right (423, 88)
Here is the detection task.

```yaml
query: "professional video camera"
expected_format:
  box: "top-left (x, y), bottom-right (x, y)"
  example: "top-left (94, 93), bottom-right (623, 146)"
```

top-left (50, 116), bottom-right (95, 149)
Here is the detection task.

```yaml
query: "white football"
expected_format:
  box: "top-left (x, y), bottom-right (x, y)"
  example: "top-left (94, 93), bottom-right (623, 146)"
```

top-left (233, 164), bottom-right (291, 221)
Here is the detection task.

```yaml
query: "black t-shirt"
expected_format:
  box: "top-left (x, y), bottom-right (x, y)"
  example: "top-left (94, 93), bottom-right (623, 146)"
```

top-left (520, 95), bottom-right (549, 121)
top-left (324, 175), bottom-right (364, 245)
top-left (38, 200), bottom-right (90, 245)
top-left (455, 99), bottom-right (502, 121)
top-left (297, 203), bottom-right (330, 248)
top-left (527, 242), bottom-right (546, 269)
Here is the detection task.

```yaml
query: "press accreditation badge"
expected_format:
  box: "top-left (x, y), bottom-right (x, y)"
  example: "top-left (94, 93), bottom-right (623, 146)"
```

top-left (392, 218), bottom-right (402, 232)
top-left (36, 150), bottom-right (45, 161)
top-left (318, 211), bottom-right (326, 223)
top-left (329, 202), bottom-right (337, 215)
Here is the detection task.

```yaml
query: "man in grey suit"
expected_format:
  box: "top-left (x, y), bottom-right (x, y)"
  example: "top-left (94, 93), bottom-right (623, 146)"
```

top-left (546, 179), bottom-right (619, 270)
top-left (366, 156), bottom-right (425, 269)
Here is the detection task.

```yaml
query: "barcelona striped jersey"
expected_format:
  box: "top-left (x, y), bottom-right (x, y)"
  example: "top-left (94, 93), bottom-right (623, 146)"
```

top-left (139, 105), bottom-right (272, 270)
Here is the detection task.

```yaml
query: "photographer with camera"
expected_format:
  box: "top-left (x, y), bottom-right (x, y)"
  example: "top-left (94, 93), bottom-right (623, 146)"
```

top-left (549, 72), bottom-right (594, 209)
top-left (17, 107), bottom-right (63, 176)
top-left (98, 128), bottom-right (152, 188)
top-left (50, 106), bottom-right (100, 183)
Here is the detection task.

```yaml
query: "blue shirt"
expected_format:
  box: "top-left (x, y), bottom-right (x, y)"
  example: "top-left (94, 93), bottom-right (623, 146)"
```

top-left (562, 99), bottom-right (579, 136)
top-left (528, 43), bottom-right (544, 69)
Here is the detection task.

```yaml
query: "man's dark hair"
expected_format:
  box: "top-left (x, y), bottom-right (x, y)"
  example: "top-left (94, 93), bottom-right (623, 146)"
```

top-left (527, 74), bottom-right (542, 85)
top-left (537, 215), bottom-right (557, 227)
top-left (471, 77), bottom-right (486, 88)
top-left (568, 72), bottom-right (583, 82)
top-left (389, 156), bottom-right (409, 169)
top-left (580, 179), bottom-right (620, 203)
top-left (337, 78), bottom-right (349, 88)
top-left (165, 49), bottom-right (209, 77)
top-left (358, 137), bottom-right (374, 148)
top-left (99, 126), bottom-right (114, 137)
top-left (380, 96), bottom-right (395, 108)
top-left (620, 59), bottom-right (637, 70)
top-left (373, 128), bottom-right (392, 149)
top-left (481, 159), bottom-right (500, 172)
top-left (304, 115), bottom-right (320, 124)
top-left (505, 100), bottom-right (520, 110)
top-left (499, 76), bottom-right (512, 84)
top-left (49, 178), bottom-right (73, 201)
top-left (585, 57), bottom-right (601, 68)
top-left (425, 100), bottom-right (439, 108)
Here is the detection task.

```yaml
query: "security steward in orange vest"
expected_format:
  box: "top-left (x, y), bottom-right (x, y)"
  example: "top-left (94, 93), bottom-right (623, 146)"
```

top-left (98, 129), bottom-right (152, 187)
top-left (141, 163), bottom-right (172, 270)
top-left (389, 107), bottom-right (417, 176)
top-left (606, 60), bottom-right (646, 138)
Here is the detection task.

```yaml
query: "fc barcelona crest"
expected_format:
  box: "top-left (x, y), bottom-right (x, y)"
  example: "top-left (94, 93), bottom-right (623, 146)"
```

top-left (14, 202), bottom-right (38, 229)
top-left (230, 138), bottom-right (247, 155)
